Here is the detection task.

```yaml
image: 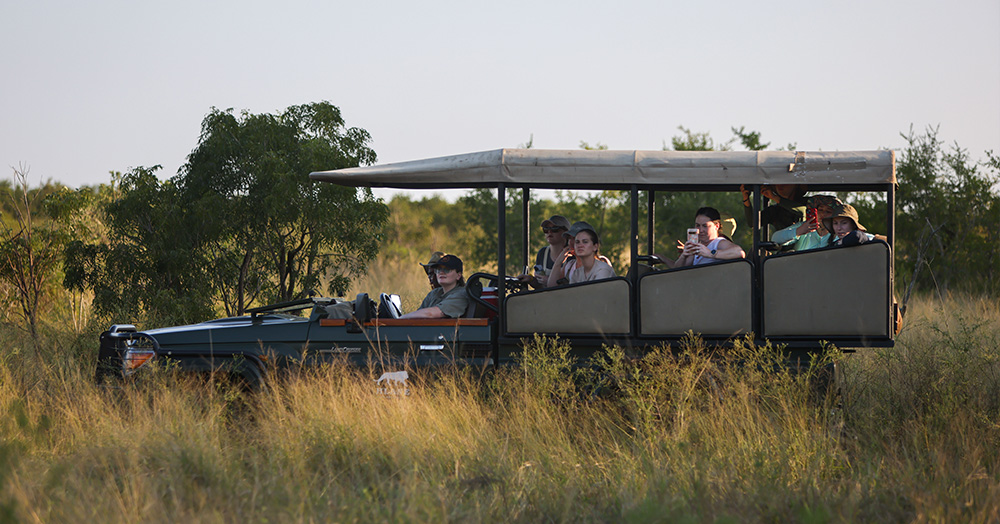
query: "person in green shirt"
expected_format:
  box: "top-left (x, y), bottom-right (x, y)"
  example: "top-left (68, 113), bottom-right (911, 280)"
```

top-left (400, 254), bottom-right (470, 319)
top-left (771, 195), bottom-right (843, 252)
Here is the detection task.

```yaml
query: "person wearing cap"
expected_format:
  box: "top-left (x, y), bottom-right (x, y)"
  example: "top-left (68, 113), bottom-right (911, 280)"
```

top-left (399, 254), bottom-right (470, 319)
top-left (741, 184), bottom-right (808, 232)
top-left (675, 207), bottom-right (746, 267)
top-left (419, 251), bottom-right (445, 290)
top-left (547, 221), bottom-right (616, 286)
top-left (517, 215), bottom-right (571, 289)
top-left (770, 195), bottom-right (844, 252)
top-left (824, 204), bottom-right (875, 247)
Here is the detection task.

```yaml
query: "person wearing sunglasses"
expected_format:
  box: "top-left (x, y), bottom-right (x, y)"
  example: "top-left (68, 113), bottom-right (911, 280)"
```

top-left (517, 215), bottom-right (572, 289)
top-left (322, 253), bottom-right (468, 320)
top-left (399, 254), bottom-right (469, 319)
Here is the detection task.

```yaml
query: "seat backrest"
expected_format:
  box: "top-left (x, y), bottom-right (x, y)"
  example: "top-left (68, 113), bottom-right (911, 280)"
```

top-left (763, 241), bottom-right (890, 337)
top-left (637, 259), bottom-right (753, 337)
top-left (464, 282), bottom-right (484, 318)
top-left (504, 277), bottom-right (632, 335)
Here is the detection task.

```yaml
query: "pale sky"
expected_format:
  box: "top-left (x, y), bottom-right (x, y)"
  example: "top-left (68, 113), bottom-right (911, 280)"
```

top-left (3, 0), bottom-right (998, 193)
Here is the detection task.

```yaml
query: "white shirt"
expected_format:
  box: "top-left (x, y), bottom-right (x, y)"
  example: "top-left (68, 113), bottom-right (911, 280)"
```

top-left (692, 237), bottom-right (724, 266)
top-left (564, 258), bottom-right (616, 283)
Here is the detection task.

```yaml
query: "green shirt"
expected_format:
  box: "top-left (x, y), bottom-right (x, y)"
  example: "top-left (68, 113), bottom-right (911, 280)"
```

top-left (418, 285), bottom-right (469, 318)
top-left (772, 221), bottom-right (832, 252)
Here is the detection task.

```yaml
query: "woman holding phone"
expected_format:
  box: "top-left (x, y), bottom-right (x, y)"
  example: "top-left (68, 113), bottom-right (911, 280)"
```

top-left (674, 207), bottom-right (745, 267)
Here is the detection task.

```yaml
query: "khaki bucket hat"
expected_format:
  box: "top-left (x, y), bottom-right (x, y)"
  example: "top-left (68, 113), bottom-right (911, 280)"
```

top-left (419, 251), bottom-right (445, 273)
top-left (823, 204), bottom-right (866, 232)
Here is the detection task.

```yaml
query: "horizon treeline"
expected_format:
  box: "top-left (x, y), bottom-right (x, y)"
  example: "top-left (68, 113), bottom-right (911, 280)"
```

top-left (2, 116), bottom-right (998, 336)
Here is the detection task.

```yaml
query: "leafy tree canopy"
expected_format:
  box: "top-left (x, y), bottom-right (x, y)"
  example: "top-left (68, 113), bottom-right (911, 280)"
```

top-left (63, 102), bottom-right (389, 324)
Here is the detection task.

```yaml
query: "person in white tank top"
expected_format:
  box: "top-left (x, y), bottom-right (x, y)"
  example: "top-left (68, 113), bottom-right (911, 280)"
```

top-left (675, 207), bottom-right (746, 267)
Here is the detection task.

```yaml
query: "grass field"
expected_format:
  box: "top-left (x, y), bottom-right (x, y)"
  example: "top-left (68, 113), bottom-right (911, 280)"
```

top-left (1, 294), bottom-right (999, 523)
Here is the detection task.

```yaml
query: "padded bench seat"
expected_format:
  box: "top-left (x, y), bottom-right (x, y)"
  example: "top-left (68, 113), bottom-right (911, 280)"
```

top-left (637, 259), bottom-right (752, 337)
top-left (763, 242), bottom-right (890, 337)
top-left (504, 277), bottom-right (631, 335)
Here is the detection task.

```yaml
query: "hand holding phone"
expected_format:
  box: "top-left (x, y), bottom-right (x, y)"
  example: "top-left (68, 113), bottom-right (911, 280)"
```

top-left (686, 228), bottom-right (699, 245)
top-left (806, 208), bottom-right (819, 230)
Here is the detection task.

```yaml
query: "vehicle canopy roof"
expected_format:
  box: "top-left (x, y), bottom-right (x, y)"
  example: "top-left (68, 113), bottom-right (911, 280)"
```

top-left (310, 148), bottom-right (896, 189)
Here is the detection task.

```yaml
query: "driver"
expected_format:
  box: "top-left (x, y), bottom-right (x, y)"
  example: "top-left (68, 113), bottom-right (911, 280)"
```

top-left (399, 254), bottom-right (469, 319)
top-left (323, 253), bottom-right (468, 320)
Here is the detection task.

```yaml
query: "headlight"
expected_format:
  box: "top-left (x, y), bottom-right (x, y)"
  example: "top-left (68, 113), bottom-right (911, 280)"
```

top-left (123, 339), bottom-right (156, 373)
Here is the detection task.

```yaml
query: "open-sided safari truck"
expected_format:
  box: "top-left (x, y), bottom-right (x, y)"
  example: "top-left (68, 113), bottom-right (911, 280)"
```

top-left (98, 149), bottom-right (896, 385)
top-left (311, 149), bottom-right (897, 363)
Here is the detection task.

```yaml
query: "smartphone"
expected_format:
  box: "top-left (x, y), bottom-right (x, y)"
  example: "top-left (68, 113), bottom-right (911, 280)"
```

top-left (686, 228), bottom-right (699, 244)
top-left (806, 207), bottom-right (818, 228)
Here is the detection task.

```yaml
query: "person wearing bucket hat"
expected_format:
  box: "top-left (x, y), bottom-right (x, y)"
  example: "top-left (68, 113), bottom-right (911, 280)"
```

top-left (419, 251), bottom-right (445, 290)
top-left (675, 207), bottom-right (746, 267)
top-left (547, 221), bottom-right (616, 286)
top-left (771, 195), bottom-right (844, 252)
top-left (824, 204), bottom-right (875, 246)
top-left (517, 215), bottom-right (572, 289)
top-left (400, 254), bottom-right (470, 319)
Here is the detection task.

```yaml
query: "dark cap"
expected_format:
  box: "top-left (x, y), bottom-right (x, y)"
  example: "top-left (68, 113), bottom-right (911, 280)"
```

top-left (431, 254), bottom-right (463, 273)
top-left (565, 221), bottom-right (599, 244)
top-left (541, 215), bottom-right (571, 230)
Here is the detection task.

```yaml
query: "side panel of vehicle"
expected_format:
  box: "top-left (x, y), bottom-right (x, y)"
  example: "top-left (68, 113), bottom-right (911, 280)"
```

top-left (305, 319), bottom-right (495, 369)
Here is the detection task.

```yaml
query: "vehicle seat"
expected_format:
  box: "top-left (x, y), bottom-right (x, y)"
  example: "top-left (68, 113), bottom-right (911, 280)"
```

top-left (464, 282), bottom-right (486, 318)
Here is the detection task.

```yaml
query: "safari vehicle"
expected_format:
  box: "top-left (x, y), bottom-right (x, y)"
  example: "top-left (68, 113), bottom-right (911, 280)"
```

top-left (97, 149), bottom-right (897, 385)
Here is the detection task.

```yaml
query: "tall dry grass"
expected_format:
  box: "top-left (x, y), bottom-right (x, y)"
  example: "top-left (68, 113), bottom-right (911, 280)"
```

top-left (1, 294), bottom-right (998, 522)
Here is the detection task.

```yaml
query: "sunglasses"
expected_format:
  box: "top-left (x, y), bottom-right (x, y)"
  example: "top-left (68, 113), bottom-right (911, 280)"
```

top-left (542, 227), bottom-right (566, 233)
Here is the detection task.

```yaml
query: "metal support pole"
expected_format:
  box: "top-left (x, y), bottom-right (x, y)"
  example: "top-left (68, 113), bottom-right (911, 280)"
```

top-left (497, 184), bottom-right (506, 304)
top-left (887, 184), bottom-right (895, 250)
top-left (752, 186), bottom-right (762, 339)
top-left (630, 185), bottom-right (639, 279)
top-left (647, 190), bottom-right (655, 254)
top-left (522, 187), bottom-right (530, 272)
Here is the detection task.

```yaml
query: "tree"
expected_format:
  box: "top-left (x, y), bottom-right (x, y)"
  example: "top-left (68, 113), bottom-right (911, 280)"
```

top-left (178, 103), bottom-right (388, 315)
top-left (0, 166), bottom-right (66, 338)
top-left (666, 126), bottom-right (730, 152)
top-left (731, 126), bottom-right (770, 151)
top-left (61, 166), bottom-right (217, 326)
top-left (64, 102), bottom-right (390, 324)
top-left (867, 126), bottom-right (1000, 296)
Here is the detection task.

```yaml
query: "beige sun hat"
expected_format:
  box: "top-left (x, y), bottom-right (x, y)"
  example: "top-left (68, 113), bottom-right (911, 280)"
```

top-left (822, 204), bottom-right (866, 232)
top-left (419, 251), bottom-right (445, 272)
